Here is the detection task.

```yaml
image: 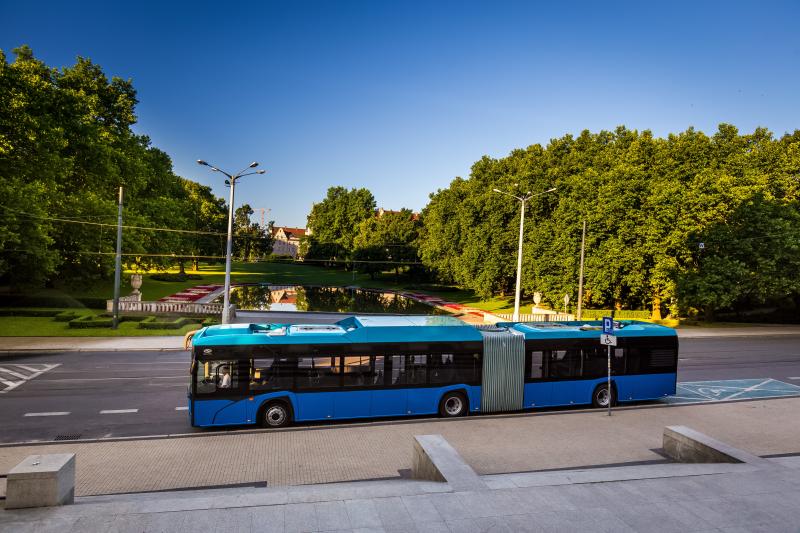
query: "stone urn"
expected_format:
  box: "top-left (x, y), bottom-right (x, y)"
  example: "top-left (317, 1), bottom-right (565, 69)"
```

top-left (130, 274), bottom-right (143, 296)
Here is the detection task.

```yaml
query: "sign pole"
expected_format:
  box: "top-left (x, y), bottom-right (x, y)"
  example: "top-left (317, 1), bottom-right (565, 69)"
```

top-left (607, 343), bottom-right (612, 416)
top-left (601, 316), bottom-right (614, 416)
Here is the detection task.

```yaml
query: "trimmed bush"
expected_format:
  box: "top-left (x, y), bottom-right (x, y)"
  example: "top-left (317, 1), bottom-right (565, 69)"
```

top-left (69, 315), bottom-right (114, 328)
top-left (149, 273), bottom-right (203, 282)
top-left (579, 309), bottom-right (652, 320)
top-left (54, 310), bottom-right (84, 322)
top-left (137, 316), bottom-right (201, 330)
top-left (0, 308), bottom-right (62, 317)
top-left (0, 295), bottom-right (107, 309)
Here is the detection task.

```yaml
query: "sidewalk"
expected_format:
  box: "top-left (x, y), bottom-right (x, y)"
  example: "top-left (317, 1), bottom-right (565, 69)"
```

top-left (1, 397), bottom-right (797, 497)
top-left (0, 336), bottom-right (184, 353)
top-left (1, 409), bottom-right (798, 532)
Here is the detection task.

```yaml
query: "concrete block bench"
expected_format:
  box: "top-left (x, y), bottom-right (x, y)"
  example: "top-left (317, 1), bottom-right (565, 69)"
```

top-left (5, 454), bottom-right (75, 509)
top-left (412, 434), bottom-right (486, 491)
top-left (663, 426), bottom-right (769, 466)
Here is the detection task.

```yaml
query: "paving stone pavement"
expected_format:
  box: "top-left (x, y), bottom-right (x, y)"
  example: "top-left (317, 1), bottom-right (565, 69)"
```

top-left (1, 457), bottom-right (798, 532)
top-left (1, 397), bottom-right (799, 497)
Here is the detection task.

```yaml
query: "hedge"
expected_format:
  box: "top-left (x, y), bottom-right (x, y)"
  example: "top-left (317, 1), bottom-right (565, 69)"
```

top-left (149, 273), bottom-right (203, 282)
top-left (0, 308), bottom-right (62, 317)
top-left (579, 309), bottom-right (652, 320)
top-left (137, 316), bottom-right (202, 330)
top-left (0, 295), bottom-right (107, 309)
top-left (68, 315), bottom-right (114, 328)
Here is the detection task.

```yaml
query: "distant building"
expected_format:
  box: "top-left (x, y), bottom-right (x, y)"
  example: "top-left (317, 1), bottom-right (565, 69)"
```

top-left (272, 226), bottom-right (306, 258)
top-left (376, 208), bottom-right (420, 221)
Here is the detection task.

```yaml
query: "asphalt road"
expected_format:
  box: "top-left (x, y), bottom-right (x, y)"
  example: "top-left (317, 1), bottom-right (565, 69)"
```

top-left (1, 335), bottom-right (799, 444)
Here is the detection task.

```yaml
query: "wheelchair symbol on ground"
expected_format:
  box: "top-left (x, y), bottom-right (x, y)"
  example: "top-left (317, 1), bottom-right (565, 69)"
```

top-left (664, 378), bottom-right (800, 404)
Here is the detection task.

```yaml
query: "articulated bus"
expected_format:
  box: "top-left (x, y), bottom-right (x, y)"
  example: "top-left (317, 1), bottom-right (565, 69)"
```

top-left (187, 315), bottom-right (677, 428)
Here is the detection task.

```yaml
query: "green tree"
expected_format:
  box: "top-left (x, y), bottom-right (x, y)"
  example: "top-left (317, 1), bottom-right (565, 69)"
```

top-left (354, 209), bottom-right (421, 280)
top-left (305, 186), bottom-right (376, 262)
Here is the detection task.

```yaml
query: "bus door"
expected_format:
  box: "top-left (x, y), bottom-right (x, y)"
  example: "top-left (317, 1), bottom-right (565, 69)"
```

top-left (192, 359), bottom-right (249, 426)
top-left (524, 349), bottom-right (552, 408)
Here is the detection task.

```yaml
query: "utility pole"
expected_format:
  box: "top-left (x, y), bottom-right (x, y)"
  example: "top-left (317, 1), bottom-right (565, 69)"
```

top-left (112, 187), bottom-right (124, 330)
top-left (577, 220), bottom-right (586, 320)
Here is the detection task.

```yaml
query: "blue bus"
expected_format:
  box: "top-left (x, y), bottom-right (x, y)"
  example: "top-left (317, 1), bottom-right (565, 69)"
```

top-left (188, 315), bottom-right (677, 428)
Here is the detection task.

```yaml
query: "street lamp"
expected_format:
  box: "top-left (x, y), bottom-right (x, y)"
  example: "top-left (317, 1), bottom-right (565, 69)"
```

top-left (198, 159), bottom-right (266, 324)
top-left (493, 186), bottom-right (557, 321)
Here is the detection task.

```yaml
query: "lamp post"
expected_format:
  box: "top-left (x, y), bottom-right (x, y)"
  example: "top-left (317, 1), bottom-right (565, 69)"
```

top-left (493, 186), bottom-right (557, 321)
top-left (197, 160), bottom-right (266, 324)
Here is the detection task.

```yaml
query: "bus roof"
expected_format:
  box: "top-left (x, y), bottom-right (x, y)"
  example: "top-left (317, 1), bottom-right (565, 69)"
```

top-left (504, 320), bottom-right (677, 339)
top-left (191, 315), bottom-right (484, 347)
top-left (191, 316), bottom-right (677, 348)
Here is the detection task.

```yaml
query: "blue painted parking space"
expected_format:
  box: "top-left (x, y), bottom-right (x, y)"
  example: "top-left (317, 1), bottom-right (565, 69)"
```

top-left (663, 378), bottom-right (800, 404)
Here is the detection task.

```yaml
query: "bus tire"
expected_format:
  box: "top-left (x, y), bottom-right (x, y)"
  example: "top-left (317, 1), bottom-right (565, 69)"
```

top-left (592, 384), bottom-right (615, 408)
top-left (260, 400), bottom-right (292, 428)
top-left (439, 391), bottom-right (468, 418)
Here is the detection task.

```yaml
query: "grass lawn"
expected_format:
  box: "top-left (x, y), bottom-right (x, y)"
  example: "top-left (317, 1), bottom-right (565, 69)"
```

top-left (0, 261), bottom-right (553, 336)
top-left (52, 261), bottom-right (438, 302)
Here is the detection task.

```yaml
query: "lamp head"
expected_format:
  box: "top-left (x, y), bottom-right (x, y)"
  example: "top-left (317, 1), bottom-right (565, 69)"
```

top-left (211, 167), bottom-right (220, 172)
top-left (249, 161), bottom-right (259, 168)
top-left (256, 169), bottom-right (266, 174)
top-left (197, 160), bottom-right (209, 166)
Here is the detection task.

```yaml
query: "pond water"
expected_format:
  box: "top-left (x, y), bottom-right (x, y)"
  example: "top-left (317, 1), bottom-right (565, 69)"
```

top-left (218, 285), bottom-right (443, 314)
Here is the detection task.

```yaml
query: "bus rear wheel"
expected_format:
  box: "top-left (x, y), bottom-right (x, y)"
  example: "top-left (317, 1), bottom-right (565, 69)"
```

top-left (439, 391), bottom-right (467, 417)
top-left (592, 384), bottom-right (615, 408)
top-left (261, 402), bottom-right (291, 428)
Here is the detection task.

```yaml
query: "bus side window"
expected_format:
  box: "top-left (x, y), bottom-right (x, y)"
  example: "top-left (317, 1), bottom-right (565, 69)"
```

top-left (343, 355), bottom-right (384, 387)
top-left (582, 347), bottom-right (605, 378)
top-left (391, 355), bottom-right (427, 385)
top-left (613, 348), bottom-right (625, 374)
top-left (296, 356), bottom-right (340, 389)
top-left (195, 360), bottom-right (238, 394)
top-left (251, 357), bottom-right (294, 391)
top-left (529, 351), bottom-right (544, 379)
top-left (390, 355), bottom-right (406, 385)
top-left (429, 354), bottom-right (455, 384)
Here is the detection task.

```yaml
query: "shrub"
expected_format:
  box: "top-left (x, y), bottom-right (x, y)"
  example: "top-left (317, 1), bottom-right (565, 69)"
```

top-left (69, 315), bottom-right (114, 328)
top-left (579, 309), bottom-right (652, 320)
top-left (0, 295), bottom-right (107, 309)
top-left (0, 308), bottom-right (62, 317)
top-left (149, 273), bottom-right (203, 282)
top-left (403, 284), bottom-right (460, 292)
top-left (137, 316), bottom-right (201, 330)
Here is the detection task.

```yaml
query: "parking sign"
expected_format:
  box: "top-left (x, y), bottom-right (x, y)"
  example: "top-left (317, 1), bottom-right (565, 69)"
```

top-left (602, 316), bottom-right (613, 335)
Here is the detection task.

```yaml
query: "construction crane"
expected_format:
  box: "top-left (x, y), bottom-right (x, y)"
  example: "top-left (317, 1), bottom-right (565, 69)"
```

top-left (253, 207), bottom-right (271, 229)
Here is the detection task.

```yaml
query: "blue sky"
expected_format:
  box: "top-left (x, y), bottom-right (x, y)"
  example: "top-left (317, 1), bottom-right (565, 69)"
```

top-left (3, 1), bottom-right (799, 227)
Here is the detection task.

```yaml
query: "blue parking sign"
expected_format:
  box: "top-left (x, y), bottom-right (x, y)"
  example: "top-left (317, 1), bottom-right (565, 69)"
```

top-left (602, 316), bottom-right (613, 334)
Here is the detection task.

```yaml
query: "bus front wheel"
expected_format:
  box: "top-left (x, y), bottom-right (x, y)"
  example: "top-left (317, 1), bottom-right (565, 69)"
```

top-left (592, 384), bottom-right (615, 408)
top-left (439, 391), bottom-right (467, 418)
top-left (261, 401), bottom-right (292, 428)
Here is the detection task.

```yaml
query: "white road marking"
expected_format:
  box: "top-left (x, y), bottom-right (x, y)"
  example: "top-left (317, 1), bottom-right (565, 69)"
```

top-left (722, 378), bottom-right (774, 401)
top-left (0, 367), bottom-right (28, 379)
top-left (100, 409), bottom-right (139, 414)
top-left (0, 363), bottom-right (61, 394)
top-left (175, 406), bottom-right (188, 411)
top-left (788, 377), bottom-right (800, 380)
top-left (24, 412), bottom-right (70, 417)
